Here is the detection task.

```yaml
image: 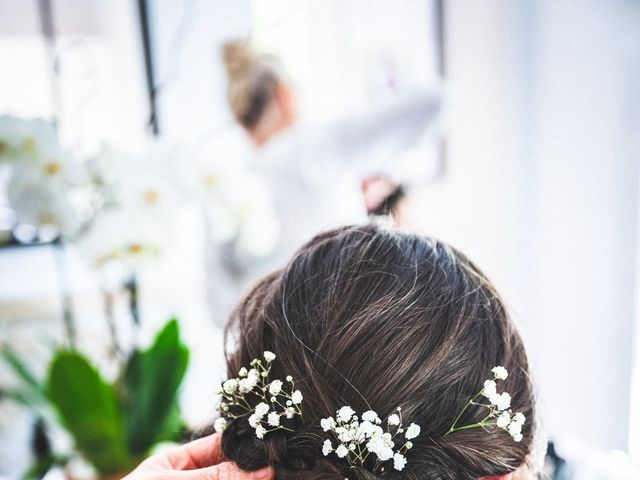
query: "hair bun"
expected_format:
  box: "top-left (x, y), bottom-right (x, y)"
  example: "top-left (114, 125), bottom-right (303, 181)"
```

top-left (222, 39), bottom-right (254, 80)
top-left (221, 418), bottom-right (271, 470)
top-left (221, 417), bottom-right (316, 472)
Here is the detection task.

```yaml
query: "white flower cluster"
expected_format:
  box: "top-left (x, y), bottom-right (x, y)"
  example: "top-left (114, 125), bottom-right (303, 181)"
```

top-left (321, 406), bottom-right (419, 472)
top-left (481, 367), bottom-right (526, 442)
top-left (446, 366), bottom-right (526, 443)
top-left (214, 351), bottom-right (303, 439)
top-left (0, 115), bottom-right (98, 240)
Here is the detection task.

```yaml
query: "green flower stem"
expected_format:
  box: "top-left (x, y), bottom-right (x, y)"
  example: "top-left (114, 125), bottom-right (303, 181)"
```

top-left (446, 389), bottom-right (483, 435)
top-left (448, 420), bottom-right (497, 434)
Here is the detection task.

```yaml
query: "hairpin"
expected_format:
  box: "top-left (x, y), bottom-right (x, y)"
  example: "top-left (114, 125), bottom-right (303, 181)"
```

top-left (214, 351), bottom-right (303, 438)
top-left (446, 366), bottom-right (526, 442)
top-left (320, 406), bottom-right (420, 472)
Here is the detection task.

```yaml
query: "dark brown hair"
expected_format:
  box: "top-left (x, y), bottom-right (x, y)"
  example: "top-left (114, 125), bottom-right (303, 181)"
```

top-left (219, 225), bottom-right (537, 480)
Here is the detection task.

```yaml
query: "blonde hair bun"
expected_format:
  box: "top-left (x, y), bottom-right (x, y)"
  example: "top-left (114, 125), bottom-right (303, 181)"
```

top-left (221, 38), bottom-right (286, 130)
top-left (222, 39), bottom-right (254, 80)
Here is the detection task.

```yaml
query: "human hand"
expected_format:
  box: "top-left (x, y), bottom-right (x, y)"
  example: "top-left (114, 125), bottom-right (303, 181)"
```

top-left (122, 433), bottom-right (274, 480)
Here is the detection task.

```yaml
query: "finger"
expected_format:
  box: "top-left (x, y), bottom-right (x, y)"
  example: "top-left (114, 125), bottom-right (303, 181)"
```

top-left (179, 462), bottom-right (274, 480)
top-left (165, 433), bottom-right (225, 469)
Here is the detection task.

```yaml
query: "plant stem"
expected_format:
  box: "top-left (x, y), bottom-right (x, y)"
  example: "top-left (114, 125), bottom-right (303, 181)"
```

top-left (101, 287), bottom-right (121, 359)
top-left (125, 272), bottom-right (140, 326)
top-left (446, 389), bottom-right (482, 435)
top-left (53, 241), bottom-right (76, 347)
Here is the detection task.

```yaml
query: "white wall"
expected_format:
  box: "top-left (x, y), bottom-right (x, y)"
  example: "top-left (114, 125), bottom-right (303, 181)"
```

top-left (412, 0), bottom-right (640, 451)
top-left (513, 0), bottom-right (640, 452)
top-left (147, 0), bottom-right (253, 142)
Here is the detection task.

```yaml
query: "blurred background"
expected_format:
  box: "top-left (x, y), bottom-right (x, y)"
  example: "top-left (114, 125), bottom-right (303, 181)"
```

top-left (0, 0), bottom-right (639, 479)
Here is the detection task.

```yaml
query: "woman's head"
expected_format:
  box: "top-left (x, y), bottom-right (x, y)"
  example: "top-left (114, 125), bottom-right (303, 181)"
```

top-left (222, 39), bottom-right (297, 145)
top-left (221, 225), bottom-right (539, 480)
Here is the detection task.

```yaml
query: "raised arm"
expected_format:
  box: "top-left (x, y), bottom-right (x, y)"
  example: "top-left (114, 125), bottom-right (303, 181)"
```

top-left (318, 87), bottom-right (443, 176)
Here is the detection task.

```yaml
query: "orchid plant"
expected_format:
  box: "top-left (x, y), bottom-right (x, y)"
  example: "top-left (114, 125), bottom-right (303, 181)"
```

top-left (0, 318), bottom-right (189, 478)
top-left (0, 115), bottom-right (98, 241)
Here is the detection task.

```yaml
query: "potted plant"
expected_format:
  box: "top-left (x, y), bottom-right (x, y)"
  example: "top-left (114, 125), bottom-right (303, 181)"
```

top-left (1, 318), bottom-right (189, 479)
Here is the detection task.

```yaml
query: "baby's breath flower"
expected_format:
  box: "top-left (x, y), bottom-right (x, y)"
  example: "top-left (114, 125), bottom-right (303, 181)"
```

top-left (497, 411), bottom-right (511, 428)
top-left (325, 406), bottom-right (418, 471)
top-left (268, 412), bottom-right (280, 427)
top-left (255, 402), bottom-right (270, 417)
top-left (269, 380), bottom-right (283, 396)
top-left (322, 439), bottom-right (333, 456)
top-left (214, 417), bottom-right (227, 433)
top-left (338, 429), bottom-right (354, 443)
top-left (249, 413), bottom-right (261, 428)
top-left (321, 417), bottom-right (336, 432)
top-left (405, 423), bottom-right (420, 440)
top-left (494, 392), bottom-right (511, 411)
top-left (378, 446), bottom-right (394, 461)
top-left (483, 380), bottom-right (497, 399)
top-left (393, 453), bottom-right (407, 471)
top-left (337, 406), bottom-right (355, 422)
top-left (366, 436), bottom-right (385, 456)
top-left (507, 421), bottom-right (522, 437)
top-left (215, 352), bottom-right (304, 441)
top-left (387, 414), bottom-right (400, 426)
top-left (513, 412), bottom-right (526, 426)
top-left (335, 444), bottom-right (349, 458)
top-left (492, 366), bottom-right (508, 380)
top-left (238, 378), bottom-right (255, 393)
top-left (358, 420), bottom-right (375, 437)
top-left (223, 379), bottom-right (238, 394)
top-left (291, 390), bottom-right (303, 404)
top-left (362, 410), bottom-right (379, 423)
top-left (447, 368), bottom-right (525, 444)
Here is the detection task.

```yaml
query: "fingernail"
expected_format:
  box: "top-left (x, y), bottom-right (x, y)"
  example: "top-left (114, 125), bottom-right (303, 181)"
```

top-left (250, 467), bottom-right (272, 480)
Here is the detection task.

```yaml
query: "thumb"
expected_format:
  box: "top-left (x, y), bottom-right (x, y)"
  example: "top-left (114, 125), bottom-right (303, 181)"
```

top-left (179, 462), bottom-right (274, 480)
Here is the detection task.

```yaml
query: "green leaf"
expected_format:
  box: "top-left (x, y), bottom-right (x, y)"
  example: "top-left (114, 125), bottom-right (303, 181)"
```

top-left (122, 318), bottom-right (189, 455)
top-left (1, 345), bottom-right (41, 389)
top-left (0, 387), bottom-right (42, 408)
top-left (47, 351), bottom-right (130, 474)
top-left (21, 454), bottom-right (70, 480)
top-left (0, 345), bottom-right (46, 407)
top-left (156, 400), bottom-right (187, 443)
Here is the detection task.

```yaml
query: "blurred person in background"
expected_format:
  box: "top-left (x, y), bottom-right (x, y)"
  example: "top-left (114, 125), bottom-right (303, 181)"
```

top-left (221, 38), bottom-right (442, 266)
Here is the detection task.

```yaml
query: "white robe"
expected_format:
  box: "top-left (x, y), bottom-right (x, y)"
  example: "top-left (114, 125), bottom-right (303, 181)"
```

top-left (253, 88), bottom-right (443, 270)
top-left (206, 88), bottom-right (442, 326)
